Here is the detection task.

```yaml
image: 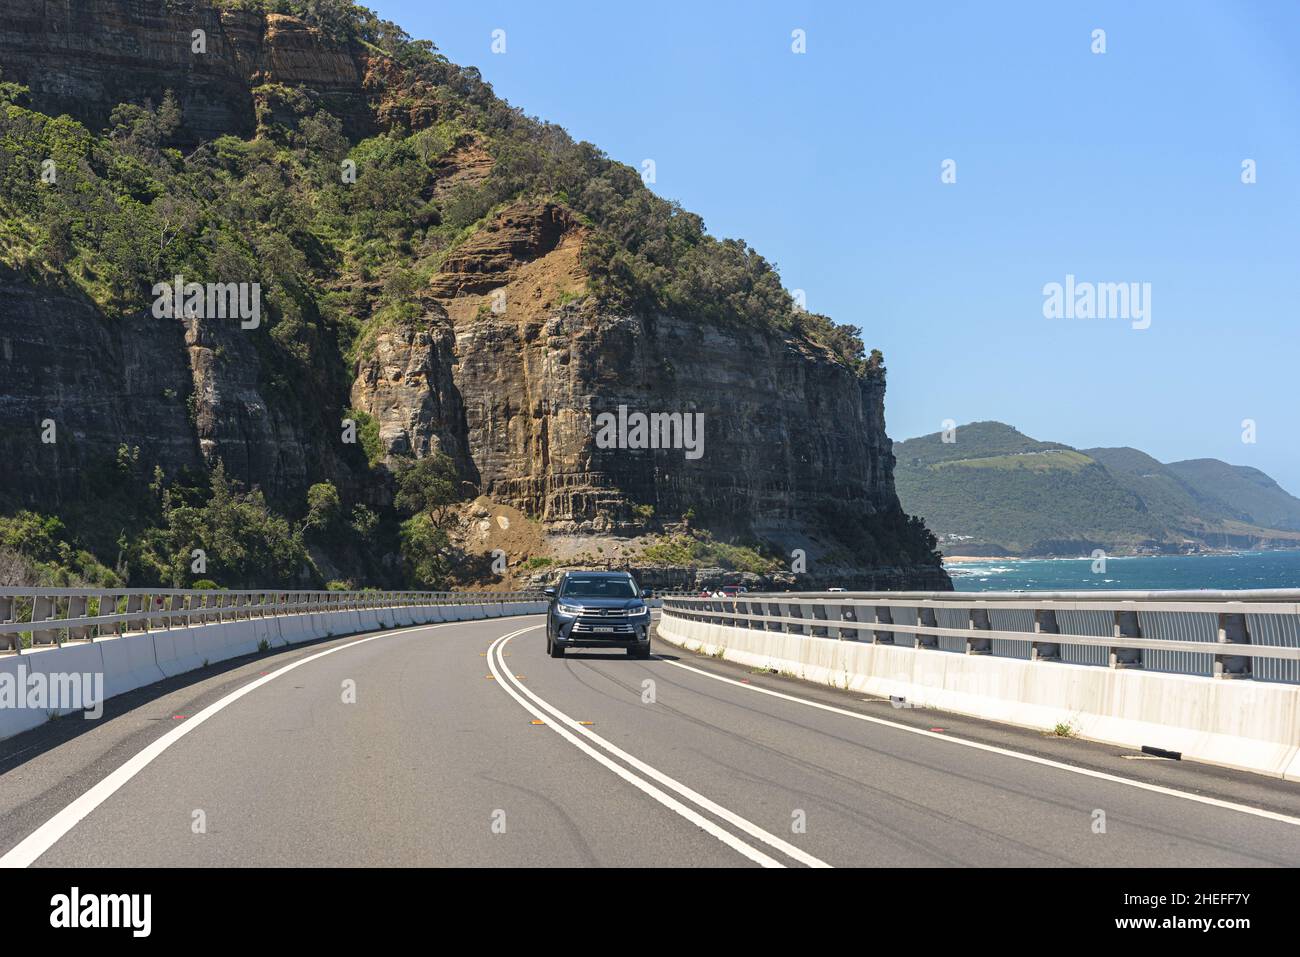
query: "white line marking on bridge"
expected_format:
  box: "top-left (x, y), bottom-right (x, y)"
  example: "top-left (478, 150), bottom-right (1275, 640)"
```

top-left (655, 650), bottom-right (1300, 828)
top-left (0, 617), bottom-right (535, 869)
top-left (489, 630), bottom-right (829, 868)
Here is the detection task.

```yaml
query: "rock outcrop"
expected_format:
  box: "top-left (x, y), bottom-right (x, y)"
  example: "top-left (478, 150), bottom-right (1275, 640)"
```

top-left (0, 0), bottom-right (374, 145)
top-left (351, 201), bottom-right (947, 588)
top-left (0, 0), bottom-right (949, 590)
top-left (0, 275), bottom-right (203, 503)
top-left (0, 270), bottom-right (338, 504)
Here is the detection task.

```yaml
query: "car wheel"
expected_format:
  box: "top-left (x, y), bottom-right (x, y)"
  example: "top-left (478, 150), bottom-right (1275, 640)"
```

top-left (549, 638), bottom-right (564, 658)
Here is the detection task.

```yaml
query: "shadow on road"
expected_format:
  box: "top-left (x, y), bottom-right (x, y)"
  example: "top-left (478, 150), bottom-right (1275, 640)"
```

top-left (0, 631), bottom-right (356, 776)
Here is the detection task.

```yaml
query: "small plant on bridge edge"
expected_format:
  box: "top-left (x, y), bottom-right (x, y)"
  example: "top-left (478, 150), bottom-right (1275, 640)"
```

top-left (257, 638), bottom-right (270, 653)
top-left (1052, 720), bottom-right (1076, 738)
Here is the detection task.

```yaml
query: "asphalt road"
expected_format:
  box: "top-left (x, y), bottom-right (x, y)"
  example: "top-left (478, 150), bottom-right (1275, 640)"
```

top-left (2, 613), bottom-right (1299, 867)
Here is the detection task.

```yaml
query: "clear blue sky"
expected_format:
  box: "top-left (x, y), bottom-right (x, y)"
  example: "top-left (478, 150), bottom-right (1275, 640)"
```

top-left (369, 0), bottom-right (1300, 494)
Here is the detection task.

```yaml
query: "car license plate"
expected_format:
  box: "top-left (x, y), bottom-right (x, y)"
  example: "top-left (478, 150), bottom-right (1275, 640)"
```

top-left (593, 626), bottom-right (614, 633)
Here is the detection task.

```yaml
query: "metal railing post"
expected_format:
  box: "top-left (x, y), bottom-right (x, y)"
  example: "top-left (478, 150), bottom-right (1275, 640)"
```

top-left (1216, 610), bottom-right (1251, 678)
top-left (1031, 608), bottom-right (1060, 661)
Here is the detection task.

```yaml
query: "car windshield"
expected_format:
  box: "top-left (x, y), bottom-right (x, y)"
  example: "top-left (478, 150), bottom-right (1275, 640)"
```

top-left (560, 576), bottom-right (639, 599)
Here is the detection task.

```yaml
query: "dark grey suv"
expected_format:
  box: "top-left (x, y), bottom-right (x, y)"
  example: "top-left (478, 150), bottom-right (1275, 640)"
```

top-left (544, 571), bottom-right (652, 659)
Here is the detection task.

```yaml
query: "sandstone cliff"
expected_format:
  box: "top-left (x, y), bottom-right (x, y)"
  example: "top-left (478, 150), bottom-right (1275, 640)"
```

top-left (0, 0), bottom-right (949, 591)
top-left (0, 268), bottom-right (344, 506)
top-left (350, 200), bottom-right (944, 589)
top-left (0, 0), bottom-right (375, 144)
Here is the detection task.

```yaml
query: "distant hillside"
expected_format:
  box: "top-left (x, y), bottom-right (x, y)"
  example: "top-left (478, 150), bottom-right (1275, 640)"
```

top-left (1166, 459), bottom-right (1300, 532)
top-left (895, 422), bottom-right (1300, 556)
top-left (1084, 447), bottom-right (1243, 525)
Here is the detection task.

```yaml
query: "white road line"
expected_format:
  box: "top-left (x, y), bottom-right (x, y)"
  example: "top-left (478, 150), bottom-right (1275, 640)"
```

top-left (654, 651), bottom-right (1300, 828)
top-left (490, 631), bottom-right (829, 868)
top-left (0, 617), bottom-right (533, 869)
top-left (487, 630), bottom-right (781, 867)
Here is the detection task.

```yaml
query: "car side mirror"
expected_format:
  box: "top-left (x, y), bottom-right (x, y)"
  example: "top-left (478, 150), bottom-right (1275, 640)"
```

top-left (641, 588), bottom-right (652, 598)
top-left (543, 587), bottom-right (557, 598)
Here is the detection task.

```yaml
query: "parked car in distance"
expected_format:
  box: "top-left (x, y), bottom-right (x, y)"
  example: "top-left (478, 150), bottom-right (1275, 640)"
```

top-left (544, 571), bottom-right (653, 659)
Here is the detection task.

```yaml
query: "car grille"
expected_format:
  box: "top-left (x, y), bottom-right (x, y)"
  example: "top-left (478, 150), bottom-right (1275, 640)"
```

top-left (571, 615), bottom-right (636, 635)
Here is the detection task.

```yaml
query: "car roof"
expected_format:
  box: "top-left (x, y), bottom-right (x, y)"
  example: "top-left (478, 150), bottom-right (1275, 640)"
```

top-left (562, 570), bottom-right (633, 578)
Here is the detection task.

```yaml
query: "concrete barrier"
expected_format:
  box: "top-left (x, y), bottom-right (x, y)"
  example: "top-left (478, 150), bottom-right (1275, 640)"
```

top-left (0, 643), bottom-right (108, 739)
top-left (247, 617), bottom-right (282, 651)
top-left (207, 622), bottom-right (243, 659)
top-left (1, 602), bottom-right (543, 742)
top-left (192, 622), bottom-right (237, 663)
top-left (656, 613), bottom-right (1300, 781)
top-left (274, 616), bottom-right (304, 646)
top-left (97, 632), bottom-right (165, 698)
top-left (152, 627), bottom-right (205, 677)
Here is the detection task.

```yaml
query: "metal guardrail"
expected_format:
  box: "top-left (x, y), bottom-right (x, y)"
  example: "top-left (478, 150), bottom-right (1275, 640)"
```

top-left (0, 588), bottom-right (543, 654)
top-left (660, 590), bottom-right (1300, 683)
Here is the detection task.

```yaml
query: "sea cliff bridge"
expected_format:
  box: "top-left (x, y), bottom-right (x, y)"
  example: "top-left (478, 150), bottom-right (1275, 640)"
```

top-left (0, 586), bottom-right (1297, 867)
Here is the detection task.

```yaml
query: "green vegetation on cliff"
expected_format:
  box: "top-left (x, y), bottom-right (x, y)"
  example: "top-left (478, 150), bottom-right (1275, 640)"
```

top-left (0, 2), bottom-right (923, 588)
top-left (0, 0), bottom-right (868, 369)
top-left (639, 531), bottom-right (782, 575)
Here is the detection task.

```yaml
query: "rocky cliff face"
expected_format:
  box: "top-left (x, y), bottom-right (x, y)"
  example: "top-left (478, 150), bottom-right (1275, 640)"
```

top-left (0, 275), bottom-right (203, 502)
top-left (351, 201), bottom-right (947, 589)
top-left (0, 0), bottom-right (374, 144)
top-left (0, 270), bottom-right (340, 505)
top-left (0, 0), bottom-right (948, 590)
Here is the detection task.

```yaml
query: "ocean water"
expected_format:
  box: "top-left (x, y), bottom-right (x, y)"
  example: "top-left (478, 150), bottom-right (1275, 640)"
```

top-left (944, 549), bottom-right (1300, 592)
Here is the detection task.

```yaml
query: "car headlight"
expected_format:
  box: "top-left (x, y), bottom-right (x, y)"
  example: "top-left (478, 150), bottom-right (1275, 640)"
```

top-left (555, 602), bottom-right (581, 618)
top-left (627, 604), bottom-right (650, 619)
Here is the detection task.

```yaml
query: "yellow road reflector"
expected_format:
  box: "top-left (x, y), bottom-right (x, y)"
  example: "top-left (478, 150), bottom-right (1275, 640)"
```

top-left (514, 675), bottom-right (525, 679)
top-left (530, 719), bottom-right (546, 725)
top-left (578, 721), bottom-right (594, 726)
top-left (485, 675), bottom-right (495, 680)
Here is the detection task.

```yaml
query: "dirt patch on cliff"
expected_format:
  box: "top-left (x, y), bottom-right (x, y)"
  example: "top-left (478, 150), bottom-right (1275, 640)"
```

top-left (451, 496), bottom-right (548, 587)
top-left (431, 200), bottom-right (589, 325)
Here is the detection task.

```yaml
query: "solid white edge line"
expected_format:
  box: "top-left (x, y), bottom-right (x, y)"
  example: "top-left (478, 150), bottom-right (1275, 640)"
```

top-left (492, 630), bottom-right (830, 868)
top-left (654, 648), bottom-right (1300, 829)
top-left (0, 616), bottom-right (541, 869)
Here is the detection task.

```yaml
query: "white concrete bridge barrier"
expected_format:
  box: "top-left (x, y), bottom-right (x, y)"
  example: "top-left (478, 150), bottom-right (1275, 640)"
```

top-left (657, 590), bottom-right (1300, 781)
top-left (0, 588), bottom-right (547, 741)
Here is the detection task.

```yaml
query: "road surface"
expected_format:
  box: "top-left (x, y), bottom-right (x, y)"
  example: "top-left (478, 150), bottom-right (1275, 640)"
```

top-left (2, 614), bottom-right (1299, 867)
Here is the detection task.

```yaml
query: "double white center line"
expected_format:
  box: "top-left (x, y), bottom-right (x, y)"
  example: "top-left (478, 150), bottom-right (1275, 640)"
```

top-left (487, 627), bottom-right (830, 868)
